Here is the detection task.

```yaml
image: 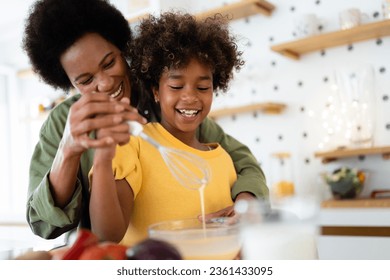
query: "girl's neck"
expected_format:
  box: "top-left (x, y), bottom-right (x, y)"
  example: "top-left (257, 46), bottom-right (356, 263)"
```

top-left (173, 131), bottom-right (204, 150)
top-left (159, 123), bottom-right (206, 151)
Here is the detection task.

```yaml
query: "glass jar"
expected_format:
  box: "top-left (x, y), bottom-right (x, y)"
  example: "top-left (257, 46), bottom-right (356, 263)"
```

top-left (334, 63), bottom-right (376, 148)
top-left (270, 152), bottom-right (295, 199)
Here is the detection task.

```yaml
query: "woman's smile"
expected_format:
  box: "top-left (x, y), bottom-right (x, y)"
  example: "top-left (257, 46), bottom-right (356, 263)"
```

top-left (109, 82), bottom-right (123, 99)
top-left (60, 33), bottom-right (131, 100)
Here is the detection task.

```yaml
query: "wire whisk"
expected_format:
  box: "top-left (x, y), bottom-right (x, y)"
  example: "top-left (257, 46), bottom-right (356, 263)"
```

top-left (128, 121), bottom-right (211, 190)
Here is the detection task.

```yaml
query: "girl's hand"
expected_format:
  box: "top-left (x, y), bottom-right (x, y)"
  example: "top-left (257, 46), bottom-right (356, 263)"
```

top-left (198, 192), bottom-right (256, 222)
top-left (198, 205), bottom-right (235, 223)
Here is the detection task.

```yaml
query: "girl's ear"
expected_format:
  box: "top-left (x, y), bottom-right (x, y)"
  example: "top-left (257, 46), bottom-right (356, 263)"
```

top-left (152, 87), bottom-right (159, 103)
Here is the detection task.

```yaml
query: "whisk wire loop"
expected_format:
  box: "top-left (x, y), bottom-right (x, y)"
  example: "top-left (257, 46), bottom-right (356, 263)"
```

top-left (128, 121), bottom-right (211, 190)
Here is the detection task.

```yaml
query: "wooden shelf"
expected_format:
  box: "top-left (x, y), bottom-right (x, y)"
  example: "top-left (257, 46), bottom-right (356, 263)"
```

top-left (321, 198), bottom-right (390, 208)
top-left (314, 146), bottom-right (390, 163)
top-left (196, 0), bottom-right (275, 21)
top-left (209, 102), bottom-right (286, 119)
top-left (127, 0), bottom-right (275, 24)
top-left (271, 19), bottom-right (390, 60)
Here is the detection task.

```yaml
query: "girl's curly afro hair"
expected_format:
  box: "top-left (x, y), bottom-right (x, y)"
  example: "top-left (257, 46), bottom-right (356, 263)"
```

top-left (22, 0), bottom-right (132, 91)
top-left (130, 11), bottom-right (245, 110)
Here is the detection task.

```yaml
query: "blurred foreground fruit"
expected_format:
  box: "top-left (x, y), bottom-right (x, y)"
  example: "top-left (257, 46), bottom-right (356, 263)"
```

top-left (126, 239), bottom-right (182, 260)
top-left (14, 250), bottom-right (52, 260)
top-left (79, 243), bottom-right (127, 260)
top-left (61, 229), bottom-right (99, 260)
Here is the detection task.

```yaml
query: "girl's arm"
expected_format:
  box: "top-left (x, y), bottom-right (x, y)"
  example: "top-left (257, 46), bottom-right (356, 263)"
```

top-left (89, 133), bottom-right (134, 243)
top-left (90, 163), bottom-right (133, 242)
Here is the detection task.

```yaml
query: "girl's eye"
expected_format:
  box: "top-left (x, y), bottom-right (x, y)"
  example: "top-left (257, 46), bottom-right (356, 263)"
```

top-left (169, 86), bottom-right (183, 90)
top-left (198, 87), bottom-right (210, 91)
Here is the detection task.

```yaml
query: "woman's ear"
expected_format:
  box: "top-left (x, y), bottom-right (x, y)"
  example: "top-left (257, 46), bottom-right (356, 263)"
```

top-left (152, 88), bottom-right (159, 103)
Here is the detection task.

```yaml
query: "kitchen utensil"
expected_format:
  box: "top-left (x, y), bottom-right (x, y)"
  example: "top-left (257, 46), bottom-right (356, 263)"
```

top-left (127, 121), bottom-right (211, 191)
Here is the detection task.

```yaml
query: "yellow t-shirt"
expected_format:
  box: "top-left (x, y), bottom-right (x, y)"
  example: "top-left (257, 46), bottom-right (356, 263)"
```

top-left (112, 122), bottom-right (236, 246)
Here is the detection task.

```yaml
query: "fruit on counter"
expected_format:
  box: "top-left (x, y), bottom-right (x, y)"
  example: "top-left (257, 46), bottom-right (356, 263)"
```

top-left (13, 230), bottom-right (182, 260)
top-left (61, 229), bottom-right (127, 260)
top-left (78, 243), bottom-right (127, 260)
top-left (14, 250), bottom-right (53, 260)
top-left (61, 229), bottom-right (99, 260)
top-left (126, 238), bottom-right (182, 260)
top-left (60, 229), bottom-right (181, 260)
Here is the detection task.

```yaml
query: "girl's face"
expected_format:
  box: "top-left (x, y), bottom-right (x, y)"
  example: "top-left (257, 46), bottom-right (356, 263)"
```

top-left (60, 33), bottom-right (131, 101)
top-left (153, 58), bottom-right (213, 142)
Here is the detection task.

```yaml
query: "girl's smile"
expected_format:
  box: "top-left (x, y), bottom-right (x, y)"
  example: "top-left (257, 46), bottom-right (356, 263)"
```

top-left (153, 58), bottom-right (214, 145)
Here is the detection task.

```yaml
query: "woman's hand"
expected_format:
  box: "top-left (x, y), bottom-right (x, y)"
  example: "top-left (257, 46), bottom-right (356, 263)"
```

top-left (63, 93), bottom-right (146, 157)
top-left (49, 94), bottom-right (146, 208)
top-left (93, 97), bottom-right (146, 161)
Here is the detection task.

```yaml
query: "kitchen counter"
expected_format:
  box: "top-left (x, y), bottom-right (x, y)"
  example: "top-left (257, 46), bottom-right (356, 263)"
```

top-left (317, 198), bottom-right (390, 260)
top-left (0, 223), bottom-right (66, 259)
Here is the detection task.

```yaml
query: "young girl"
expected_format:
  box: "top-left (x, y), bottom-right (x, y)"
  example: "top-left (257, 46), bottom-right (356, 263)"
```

top-left (90, 12), bottom-right (251, 245)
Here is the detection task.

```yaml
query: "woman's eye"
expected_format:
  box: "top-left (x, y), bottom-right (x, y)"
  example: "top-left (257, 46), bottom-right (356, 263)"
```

top-left (80, 77), bottom-right (93, 85)
top-left (103, 59), bottom-right (115, 69)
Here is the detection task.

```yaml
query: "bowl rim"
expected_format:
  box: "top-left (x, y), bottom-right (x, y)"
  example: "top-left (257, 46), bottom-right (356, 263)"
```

top-left (148, 217), bottom-right (239, 236)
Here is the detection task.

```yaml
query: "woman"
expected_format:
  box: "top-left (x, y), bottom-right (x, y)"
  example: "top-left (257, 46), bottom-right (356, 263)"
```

top-left (22, 0), bottom-right (269, 240)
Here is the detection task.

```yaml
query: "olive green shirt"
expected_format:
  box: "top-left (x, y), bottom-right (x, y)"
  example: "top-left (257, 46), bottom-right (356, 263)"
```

top-left (27, 94), bottom-right (268, 239)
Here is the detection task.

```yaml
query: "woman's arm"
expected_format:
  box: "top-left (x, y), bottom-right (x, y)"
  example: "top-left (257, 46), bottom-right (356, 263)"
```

top-left (27, 94), bottom-right (145, 239)
top-left (198, 117), bottom-right (269, 201)
top-left (27, 96), bottom-right (84, 239)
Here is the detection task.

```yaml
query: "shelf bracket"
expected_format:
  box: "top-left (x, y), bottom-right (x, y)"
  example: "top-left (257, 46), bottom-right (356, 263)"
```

top-left (383, 152), bottom-right (390, 160)
top-left (321, 157), bottom-right (336, 164)
top-left (277, 49), bottom-right (300, 60)
top-left (254, 0), bottom-right (276, 16)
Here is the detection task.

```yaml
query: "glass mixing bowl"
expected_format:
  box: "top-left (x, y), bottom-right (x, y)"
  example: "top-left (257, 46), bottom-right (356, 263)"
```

top-left (148, 218), bottom-right (241, 260)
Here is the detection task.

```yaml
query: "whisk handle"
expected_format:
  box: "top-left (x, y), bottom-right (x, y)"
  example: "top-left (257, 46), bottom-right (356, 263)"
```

top-left (127, 121), bottom-right (160, 149)
top-left (127, 121), bottom-right (143, 136)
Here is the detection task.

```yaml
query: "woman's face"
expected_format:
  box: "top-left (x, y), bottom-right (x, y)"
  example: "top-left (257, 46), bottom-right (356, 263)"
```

top-left (60, 33), bottom-right (131, 101)
top-left (153, 58), bottom-right (213, 141)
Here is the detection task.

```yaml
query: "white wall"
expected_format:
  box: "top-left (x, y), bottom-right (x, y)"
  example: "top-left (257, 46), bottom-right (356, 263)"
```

top-left (191, 0), bottom-right (390, 199)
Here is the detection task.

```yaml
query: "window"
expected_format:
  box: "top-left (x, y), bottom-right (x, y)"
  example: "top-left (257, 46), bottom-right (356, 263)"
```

top-left (0, 69), bottom-right (63, 223)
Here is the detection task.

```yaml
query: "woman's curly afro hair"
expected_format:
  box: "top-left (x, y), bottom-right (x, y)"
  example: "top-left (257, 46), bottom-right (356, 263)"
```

top-left (22, 0), bottom-right (132, 91)
top-left (130, 11), bottom-right (244, 99)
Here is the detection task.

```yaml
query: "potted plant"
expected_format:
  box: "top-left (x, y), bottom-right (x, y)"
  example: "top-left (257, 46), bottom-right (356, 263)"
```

top-left (323, 167), bottom-right (366, 199)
